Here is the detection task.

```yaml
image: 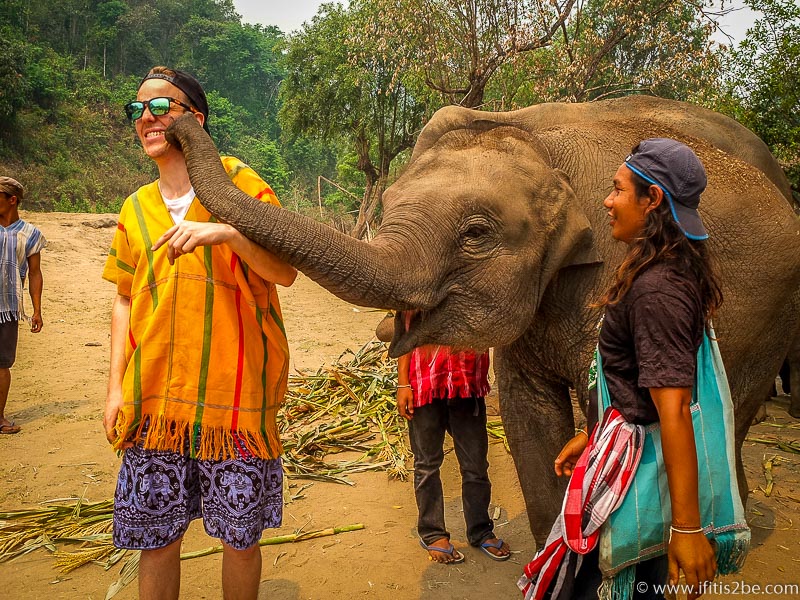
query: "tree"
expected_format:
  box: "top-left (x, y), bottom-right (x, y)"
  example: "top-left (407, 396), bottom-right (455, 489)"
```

top-left (89, 0), bottom-right (127, 77)
top-left (531, 0), bottom-right (720, 102)
top-left (176, 18), bottom-right (284, 137)
top-left (0, 34), bottom-right (31, 127)
top-left (280, 2), bottom-right (428, 238)
top-left (724, 0), bottom-right (799, 201)
top-left (368, 0), bottom-right (722, 108)
top-left (367, 0), bottom-right (577, 108)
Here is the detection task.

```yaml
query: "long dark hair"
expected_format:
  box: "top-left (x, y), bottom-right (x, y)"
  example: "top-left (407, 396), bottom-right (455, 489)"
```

top-left (595, 172), bottom-right (723, 325)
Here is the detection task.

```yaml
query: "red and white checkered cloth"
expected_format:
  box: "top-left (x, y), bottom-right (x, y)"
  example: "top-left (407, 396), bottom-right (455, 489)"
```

top-left (518, 407), bottom-right (644, 600)
top-left (408, 345), bottom-right (490, 407)
top-left (401, 312), bottom-right (490, 407)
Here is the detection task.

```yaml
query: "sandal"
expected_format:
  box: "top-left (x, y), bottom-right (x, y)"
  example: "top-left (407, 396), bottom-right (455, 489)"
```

top-left (419, 538), bottom-right (465, 564)
top-left (0, 421), bottom-right (21, 434)
top-left (480, 538), bottom-right (511, 561)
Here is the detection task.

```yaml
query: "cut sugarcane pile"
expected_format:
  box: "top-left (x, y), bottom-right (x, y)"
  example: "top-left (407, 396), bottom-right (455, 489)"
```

top-left (279, 340), bottom-right (411, 483)
top-left (280, 339), bottom-right (509, 482)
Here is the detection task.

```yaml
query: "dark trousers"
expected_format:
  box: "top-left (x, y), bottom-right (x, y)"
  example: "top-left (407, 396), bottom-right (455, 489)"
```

top-left (557, 547), bottom-right (669, 600)
top-left (408, 396), bottom-right (494, 546)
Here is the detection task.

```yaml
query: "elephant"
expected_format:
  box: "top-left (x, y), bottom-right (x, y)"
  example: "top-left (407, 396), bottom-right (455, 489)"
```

top-left (165, 95), bottom-right (800, 547)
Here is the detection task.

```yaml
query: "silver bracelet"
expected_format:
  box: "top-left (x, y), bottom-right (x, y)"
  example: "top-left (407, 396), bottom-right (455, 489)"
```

top-left (397, 384), bottom-right (412, 389)
top-left (669, 525), bottom-right (704, 541)
top-left (575, 428), bottom-right (588, 438)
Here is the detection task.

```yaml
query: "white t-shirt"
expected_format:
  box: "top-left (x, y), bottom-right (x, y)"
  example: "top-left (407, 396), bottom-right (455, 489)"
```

top-left (162, 186), bottom-right (196, 224)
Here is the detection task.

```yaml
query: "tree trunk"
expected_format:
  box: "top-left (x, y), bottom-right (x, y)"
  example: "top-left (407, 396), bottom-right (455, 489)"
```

top-left (351, 175), bottom-right (386, 240)
top-left (350, 131), bottom-right (382, 239)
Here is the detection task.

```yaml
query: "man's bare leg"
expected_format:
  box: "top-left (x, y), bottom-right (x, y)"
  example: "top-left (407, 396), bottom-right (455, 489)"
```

top-left (139, 538), bottom-right (181, 600)
top-left (0, 367), bottom-right (12, 426)
top-left (222, 542), bottom-right (262, 600)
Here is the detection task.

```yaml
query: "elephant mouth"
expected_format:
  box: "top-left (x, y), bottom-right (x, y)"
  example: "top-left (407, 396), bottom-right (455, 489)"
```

top-left (387, 309), bottom-right (437, 358)
top-left (387, 302), bottom-right (473, 358)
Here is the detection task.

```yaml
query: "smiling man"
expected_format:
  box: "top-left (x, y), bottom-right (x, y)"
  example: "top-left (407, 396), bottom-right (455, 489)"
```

top-left (102, 66), bottom-right (296, 600)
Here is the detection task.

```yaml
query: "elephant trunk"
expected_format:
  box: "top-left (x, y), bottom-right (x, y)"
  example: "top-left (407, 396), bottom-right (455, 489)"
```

top-left (166, 115), bottom-right (429, 310)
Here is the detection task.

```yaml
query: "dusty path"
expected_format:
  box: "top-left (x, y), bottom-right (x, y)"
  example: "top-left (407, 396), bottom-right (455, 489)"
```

top-left (0, 212), bottom-right (798, 599)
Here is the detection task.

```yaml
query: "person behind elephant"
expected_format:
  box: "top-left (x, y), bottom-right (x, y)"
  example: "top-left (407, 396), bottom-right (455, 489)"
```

top-left (397, 313), bottom-right (510, 564)
top-left (103, 66), bottom-right (297, 600)
top-left (520, 138), bottom-right (747, 600)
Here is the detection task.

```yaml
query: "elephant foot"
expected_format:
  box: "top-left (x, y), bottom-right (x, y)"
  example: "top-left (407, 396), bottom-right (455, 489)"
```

top-left (789, 396), bottom-right (800, 419)
top-left (751, 402), bottom-right (768, 425)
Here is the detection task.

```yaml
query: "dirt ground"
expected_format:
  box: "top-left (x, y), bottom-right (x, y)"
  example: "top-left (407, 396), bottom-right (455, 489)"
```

top-left (0, 212), bottom-right (798, 600)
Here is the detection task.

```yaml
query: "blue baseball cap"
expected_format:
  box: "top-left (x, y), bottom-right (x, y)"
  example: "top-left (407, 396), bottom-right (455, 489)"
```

top-left (625, 138), bottom-right (708, 240)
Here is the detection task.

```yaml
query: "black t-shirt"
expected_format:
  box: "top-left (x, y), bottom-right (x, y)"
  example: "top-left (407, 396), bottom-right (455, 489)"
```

top-left (588, 261), bottom-right (704, 429)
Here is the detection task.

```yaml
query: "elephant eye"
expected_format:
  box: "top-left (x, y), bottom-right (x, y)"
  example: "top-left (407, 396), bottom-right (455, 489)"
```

top-left (464, 224), bottom-right (489, 238)
top-left (459, 216), bottom-right (496, 253)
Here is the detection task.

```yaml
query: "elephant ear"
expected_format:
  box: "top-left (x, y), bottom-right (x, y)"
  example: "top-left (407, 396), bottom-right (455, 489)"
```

top-left (539, 169), bottom-right (602, 287)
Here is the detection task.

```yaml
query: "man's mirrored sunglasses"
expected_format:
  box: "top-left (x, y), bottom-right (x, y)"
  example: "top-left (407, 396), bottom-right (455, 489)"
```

top-left (124, 97), bottom-right (195, 121)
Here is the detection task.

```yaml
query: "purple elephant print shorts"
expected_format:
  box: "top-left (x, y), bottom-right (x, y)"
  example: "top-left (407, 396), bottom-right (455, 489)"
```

top-left (113, 444), bottom-right (283, 550)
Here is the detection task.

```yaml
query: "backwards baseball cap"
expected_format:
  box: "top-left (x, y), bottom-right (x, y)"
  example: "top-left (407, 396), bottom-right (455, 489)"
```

top-left (0, 176), bottom-right (24, 201)
top-left (140, 69), bottom-right (210, 133)
top-left (624, 138), bottom-right (708, 240)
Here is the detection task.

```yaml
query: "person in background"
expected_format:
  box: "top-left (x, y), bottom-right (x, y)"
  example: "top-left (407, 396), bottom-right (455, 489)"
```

top-left (0, 176), bottom-right (44, 435)
top-left (397, 317), bottom-right (511, 564)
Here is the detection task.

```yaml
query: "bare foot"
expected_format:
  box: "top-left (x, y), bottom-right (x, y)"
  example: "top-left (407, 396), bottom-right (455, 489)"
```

top-left (480, 537), bottom-right (511, 560)
top-left (420, 538), bottom-right (464, 564)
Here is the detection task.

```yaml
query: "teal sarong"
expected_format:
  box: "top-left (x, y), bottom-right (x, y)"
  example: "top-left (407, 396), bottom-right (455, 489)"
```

top-left (595, 330), bottom-right (750, 600)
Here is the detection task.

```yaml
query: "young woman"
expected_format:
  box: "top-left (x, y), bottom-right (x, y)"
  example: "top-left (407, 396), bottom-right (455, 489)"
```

top-left (522, 138), bottom-right (732, 600)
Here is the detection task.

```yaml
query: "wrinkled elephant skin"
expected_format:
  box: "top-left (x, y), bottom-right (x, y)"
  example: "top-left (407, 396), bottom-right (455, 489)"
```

top-left (167, 96), bottom-right (800, 547)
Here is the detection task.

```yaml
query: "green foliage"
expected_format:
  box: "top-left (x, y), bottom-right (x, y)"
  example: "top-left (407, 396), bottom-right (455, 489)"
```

top-left (0, 33), bottom-right (31, 122)
top-left (279, 4), bottom-right (362, 143)
top-left (177, 17), bottom-right (284, 135)
top-left (234, 136), bottom-right (291, 198)
top-left (0, 0), bottom-right (348, 216)
top-left (206, 91), bottom-right (246, 153)
top-left (721, 0), bottom-right (800, 200)
top-left (2, 0), bottom-right (792, 221)
top-left (26, 47), bottom-right (72, 113)
top-left (324, 152), bottom-right (365, 213)
top-left (279, 0), bottom-right (429, 234)
top-left (510, 0), bottom-right (719, 104)
top-left (281, 137), bottom-right (338, 192)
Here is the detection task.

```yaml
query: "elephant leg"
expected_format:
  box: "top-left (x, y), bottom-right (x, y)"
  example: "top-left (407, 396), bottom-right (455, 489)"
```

top-left (788, 357), bottom-right (800, 419)
top-left (733, 379), bottom-right (776, 505)
top-left (495, 347), bottom-right (573, 548)
top-left (751, 400), bottom-right (767, 425)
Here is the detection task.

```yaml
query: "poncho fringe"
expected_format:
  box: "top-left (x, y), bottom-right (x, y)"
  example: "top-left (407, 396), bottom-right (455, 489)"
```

top-left (114, 411), bottom-right (283, 461)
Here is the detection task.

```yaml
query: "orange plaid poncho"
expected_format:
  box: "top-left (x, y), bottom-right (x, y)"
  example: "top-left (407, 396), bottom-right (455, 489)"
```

top-left (102, 157), bottom-right (289, 460)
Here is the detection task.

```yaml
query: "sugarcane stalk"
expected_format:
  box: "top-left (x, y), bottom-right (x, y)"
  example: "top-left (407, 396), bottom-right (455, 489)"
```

top-left (179, 524), bottom-right (365, 560)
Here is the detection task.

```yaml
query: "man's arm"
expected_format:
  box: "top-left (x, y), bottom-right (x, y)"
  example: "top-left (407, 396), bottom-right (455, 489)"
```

top-left (396, 353), bottom-right (414, 420)
top-left (27, 252), bottom-right (43, 333)
top-left (104, 294), bottom-right (133, 448)
top-left (151, 222), bottom-right (297, 287)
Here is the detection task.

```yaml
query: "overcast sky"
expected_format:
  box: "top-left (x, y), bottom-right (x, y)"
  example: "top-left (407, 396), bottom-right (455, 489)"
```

top-left (232, 0), bottom-right (758, 43)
